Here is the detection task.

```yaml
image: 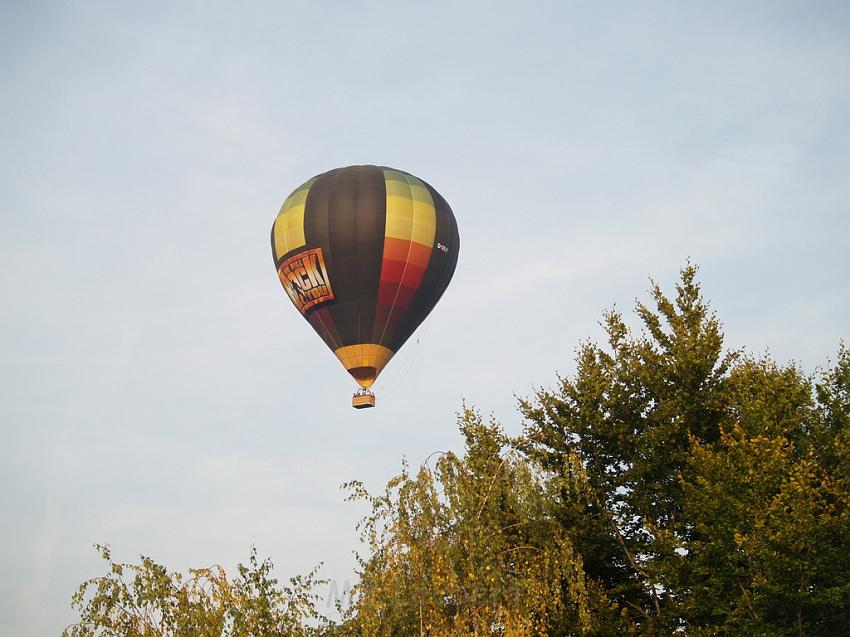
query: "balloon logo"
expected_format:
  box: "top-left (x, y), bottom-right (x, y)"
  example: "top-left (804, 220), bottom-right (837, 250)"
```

top-left (271, 165), bottom-right (459, 408)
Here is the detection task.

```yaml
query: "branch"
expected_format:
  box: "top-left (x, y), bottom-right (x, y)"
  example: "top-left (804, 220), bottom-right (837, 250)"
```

top-left (476, 452), bottom-right (516, 520)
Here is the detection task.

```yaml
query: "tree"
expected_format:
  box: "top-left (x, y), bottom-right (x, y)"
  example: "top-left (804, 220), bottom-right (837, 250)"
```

top-left (67, 265), bottom-right (850, 636)
top-left (678, 348), bottom-right (850, 635)
top-left (338, 411), bottom-right (593, 636)
top-left (63, 545), bottom-right (326, 637)
top-left (520, 264), bottom-right (850, 635)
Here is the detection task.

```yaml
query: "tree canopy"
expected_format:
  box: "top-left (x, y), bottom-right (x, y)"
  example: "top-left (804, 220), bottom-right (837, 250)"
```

top-left (517, 265), bottom-right (850, 635)
top-left (67, 265), bottom-right (850, 636)
top-left (63, 546), bottom-right (325, 637)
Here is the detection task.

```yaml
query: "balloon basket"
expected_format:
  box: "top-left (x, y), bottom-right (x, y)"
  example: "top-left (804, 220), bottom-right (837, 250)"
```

top-left (352, 388), bottom-right (376, 409)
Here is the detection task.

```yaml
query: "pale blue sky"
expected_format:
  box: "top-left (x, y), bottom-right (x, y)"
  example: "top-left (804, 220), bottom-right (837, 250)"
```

top-left (1, 2), bottom-right (848, 634)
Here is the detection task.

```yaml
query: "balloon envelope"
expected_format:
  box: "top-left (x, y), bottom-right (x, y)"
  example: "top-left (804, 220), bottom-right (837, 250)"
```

top-left (271, 165), bottom-right (459, 388)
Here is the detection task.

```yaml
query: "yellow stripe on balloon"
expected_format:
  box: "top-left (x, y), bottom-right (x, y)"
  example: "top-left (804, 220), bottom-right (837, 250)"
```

top-left (273, 178), bottom-right (316, 260)
top-left (383, 170), bottom-right (436, 248)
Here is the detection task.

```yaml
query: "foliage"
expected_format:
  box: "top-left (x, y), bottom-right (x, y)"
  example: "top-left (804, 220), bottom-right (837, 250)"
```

top-left (336, 411), bottom-right (593, 636)
top-left (63, 545), bottom-right (326, 637)
top-left (520, 264), bottom-right (850, 636)
top-left (66, 265), bottom-right (850, 636)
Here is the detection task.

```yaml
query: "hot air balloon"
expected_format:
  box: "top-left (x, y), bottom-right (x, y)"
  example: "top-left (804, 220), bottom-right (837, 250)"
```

top-left (271, 165), bottom-right (459, 409)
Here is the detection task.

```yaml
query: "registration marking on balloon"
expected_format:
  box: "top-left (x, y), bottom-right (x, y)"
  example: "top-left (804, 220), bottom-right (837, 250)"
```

top-left (277, 247), bottom-right (335, 314)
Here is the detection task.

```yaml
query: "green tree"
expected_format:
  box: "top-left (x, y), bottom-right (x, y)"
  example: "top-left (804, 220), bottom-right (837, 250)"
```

top-left (680, 348), bottom-right (850, 635)
top-left (519, 264), bottom-right (850, 635)
top-left (63, 545), bottom-right (326, 637)
top-left (67, 265), bottom-right (850, 636)
top-left (519, 264), bottom-right (734, 632)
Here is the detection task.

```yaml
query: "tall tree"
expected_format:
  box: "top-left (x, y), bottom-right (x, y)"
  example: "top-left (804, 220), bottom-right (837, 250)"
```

top-left (339, 410), bottom-right (593, 636)
top-left (520, 265), bottom-right (850, 635)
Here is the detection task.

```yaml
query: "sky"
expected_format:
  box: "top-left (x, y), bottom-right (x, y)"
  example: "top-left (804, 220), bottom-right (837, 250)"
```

top-left (1, 1), bottom-right (848, 634)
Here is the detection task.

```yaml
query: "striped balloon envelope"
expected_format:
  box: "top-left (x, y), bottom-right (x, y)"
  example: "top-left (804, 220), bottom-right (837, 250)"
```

top-left (271, 165), bottom-right (459, 407)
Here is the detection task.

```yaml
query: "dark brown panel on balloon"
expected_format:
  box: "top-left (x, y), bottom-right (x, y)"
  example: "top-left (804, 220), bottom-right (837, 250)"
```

top-left (303, 166), bottom-right (386, 347)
